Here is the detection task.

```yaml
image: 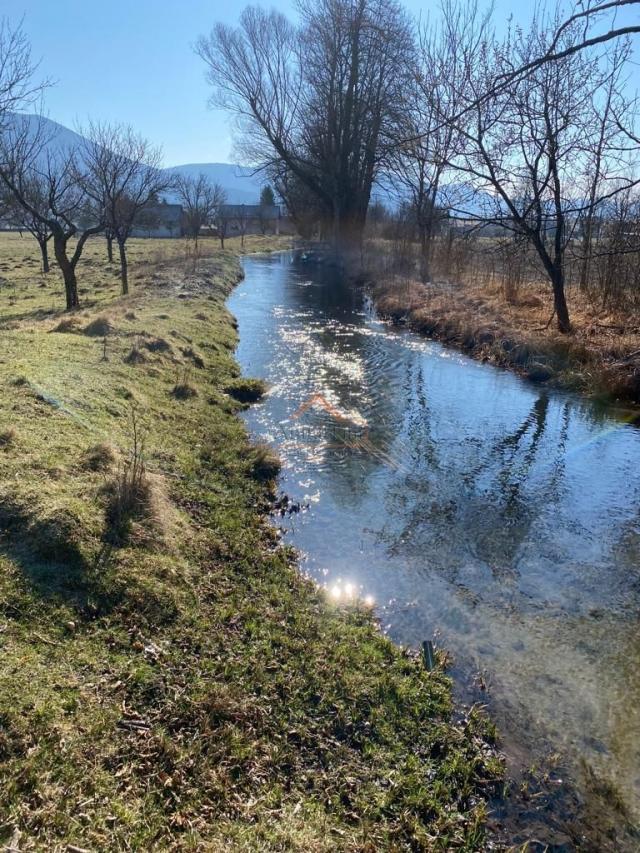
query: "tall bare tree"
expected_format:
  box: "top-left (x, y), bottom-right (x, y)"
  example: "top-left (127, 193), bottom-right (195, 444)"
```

top-left (433, 2), bottom-right (637, 331)
top-left (197, 0), bottom-right (414, 250)
top-left (0, 18), bottom-right (40, 131)
top-left (174, 172), bottom-right (225, 248)
top-left (79, 122), bottom-right (170, 294)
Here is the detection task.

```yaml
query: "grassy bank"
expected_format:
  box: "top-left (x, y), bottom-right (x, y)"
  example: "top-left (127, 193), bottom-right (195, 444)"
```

top-left (0, 232), bottom-right (501, 850)
top-left (374, 273), bottom-right (640, 405)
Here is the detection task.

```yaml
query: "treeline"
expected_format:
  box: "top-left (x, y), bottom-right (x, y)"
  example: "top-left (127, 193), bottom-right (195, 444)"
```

top-left (0, 21), bottom-right (232, 310)
top-left (199, 0), bottom-right (640, 331)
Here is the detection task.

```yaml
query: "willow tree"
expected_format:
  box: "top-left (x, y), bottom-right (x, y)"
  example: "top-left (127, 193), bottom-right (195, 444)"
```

top-left (197, 0), bottom-right (413, 250)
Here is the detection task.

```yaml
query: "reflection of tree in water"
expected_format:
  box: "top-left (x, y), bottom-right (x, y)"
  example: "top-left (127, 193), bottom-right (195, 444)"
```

top-left (464, 394), bottom-right (570, 575)
top-left (376, 386), bottom-right (572, 586)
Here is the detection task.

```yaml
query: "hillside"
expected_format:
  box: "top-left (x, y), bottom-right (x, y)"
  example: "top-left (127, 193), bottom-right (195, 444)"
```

top-left (165, 162), bottom-right (265, 204)
top-left (6, 115), bottom-right (266, 205)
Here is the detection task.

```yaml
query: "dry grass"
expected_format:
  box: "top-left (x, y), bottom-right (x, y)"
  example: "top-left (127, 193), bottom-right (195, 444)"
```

top-left (81, 441), bottom-right (117, 472)
top-left (375, 269), bottom-right (640, 401)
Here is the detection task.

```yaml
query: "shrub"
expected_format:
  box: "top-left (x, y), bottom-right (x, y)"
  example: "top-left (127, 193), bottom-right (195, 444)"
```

top-left (84, 316), bottom-right (113, 337)
top-left (251, 443), bottom-right (281, 481)
top-left (105, 410), bottom-right (149, 542)
top-left (224, 377), bottom-right (266, 404)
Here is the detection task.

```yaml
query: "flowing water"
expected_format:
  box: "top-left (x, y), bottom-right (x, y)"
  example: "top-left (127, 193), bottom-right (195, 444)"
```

top-left (228, 252), bottom-right (640, 849)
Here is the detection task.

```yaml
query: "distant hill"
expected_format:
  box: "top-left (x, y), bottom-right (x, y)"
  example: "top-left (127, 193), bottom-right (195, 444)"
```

top-left (4, 115), bottom-right (495, 214)
top-left (165, 163), bottom-right (265, 205)
top-left (4, 113), bottom-right (88, 158)
top-left (4, 115), bottom-right (267, 205)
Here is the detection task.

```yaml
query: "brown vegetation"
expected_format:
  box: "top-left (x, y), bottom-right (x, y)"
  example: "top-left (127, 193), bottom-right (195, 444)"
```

top-left (374, 263), bottom-right (640, 402)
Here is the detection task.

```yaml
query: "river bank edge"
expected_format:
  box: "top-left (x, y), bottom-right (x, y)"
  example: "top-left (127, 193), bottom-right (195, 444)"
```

top-left (369, 274), bottom-right (640, 411)
top-left (0, 234), bottom-right (504, 851)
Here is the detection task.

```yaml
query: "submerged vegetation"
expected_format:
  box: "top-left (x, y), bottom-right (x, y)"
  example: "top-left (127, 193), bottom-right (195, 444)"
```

top-left (0, 233), bottom-right (501, 850)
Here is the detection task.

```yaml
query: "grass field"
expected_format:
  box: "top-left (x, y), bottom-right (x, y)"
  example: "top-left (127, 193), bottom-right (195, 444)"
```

top-left (0, 232), bottom-right (501, 851)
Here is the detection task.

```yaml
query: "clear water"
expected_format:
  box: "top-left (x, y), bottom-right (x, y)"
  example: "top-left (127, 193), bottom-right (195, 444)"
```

top-left (228, 252), bottom-right (640, 848)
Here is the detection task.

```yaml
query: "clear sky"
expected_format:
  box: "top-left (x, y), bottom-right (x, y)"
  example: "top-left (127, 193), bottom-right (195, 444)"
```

top-left (11, 0), bottom-right (640, 167)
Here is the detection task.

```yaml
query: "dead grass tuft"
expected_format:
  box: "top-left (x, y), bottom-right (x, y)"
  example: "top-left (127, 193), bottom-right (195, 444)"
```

top-left (81, 442), bottom-right (117, 472)
top-left (181, 346), bottom-right (205, 369)
top-left (124, 346), bottom-right (148, 365)
top-left (224, 377), bottom-right (267, 403)
top-left (0, 427), bottom-right (17, 447)
top-left (84, 316), bottom-right (113, 337)
top-left (250, 442), bottom-right (281, 481)
top-left (171, 381), bottom-right (198, 400)
top-left (143, 337), bottom-right (173, 355)
top-left (51, 317), bottom-right (82, 334)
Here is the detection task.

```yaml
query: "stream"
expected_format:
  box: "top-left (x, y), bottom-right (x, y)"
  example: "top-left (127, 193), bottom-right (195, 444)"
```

top-left (228, 251), bottom-right (640, 849)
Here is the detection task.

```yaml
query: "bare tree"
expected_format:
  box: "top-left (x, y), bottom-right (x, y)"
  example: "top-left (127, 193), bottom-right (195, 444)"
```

top-left (390, 19), bottom-right (467, 282)
top-left (0, 118), bottom-right (104, 309)
top-left (214, 204), bottom-right (229, 249)
top-left (175, 172), bottom-right (225, 248)
top-left (433, 3), bottom-right (637, 332)
top-left (574, 39), bottom-right (637, 290)
top-left (3, 172), bottom-right (53, 271)
top-left (79, 122), bottom-right (171, 294)
top-left (0, 18), bottom-right (41, 130)
top-left (197, 0), bottom-right (414, 251)
top-left (235, 204), bottom-right (249, 247)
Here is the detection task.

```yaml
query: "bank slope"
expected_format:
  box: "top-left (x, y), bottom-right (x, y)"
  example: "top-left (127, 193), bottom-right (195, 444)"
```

top-left (0, 234), bottom-right (501, 851)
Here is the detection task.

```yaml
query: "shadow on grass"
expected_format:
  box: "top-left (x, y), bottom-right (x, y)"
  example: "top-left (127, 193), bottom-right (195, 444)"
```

top-left (0, 500), bottom-right (124, 615)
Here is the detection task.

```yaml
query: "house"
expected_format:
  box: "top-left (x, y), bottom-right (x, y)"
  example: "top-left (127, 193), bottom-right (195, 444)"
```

top-left (131, 204), bottom-right (184, 238)
top-left (219, 204), bottom-right (282, 235)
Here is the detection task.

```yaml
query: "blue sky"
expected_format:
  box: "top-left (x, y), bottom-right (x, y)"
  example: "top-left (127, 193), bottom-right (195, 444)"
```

top-left (11, 1), bottom-right (640, 167)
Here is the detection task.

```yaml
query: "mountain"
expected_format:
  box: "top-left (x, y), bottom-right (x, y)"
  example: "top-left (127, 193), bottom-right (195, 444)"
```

top-left (4, 115), bottom-right (267, 205)
top-left (164, 163), bottom-right (265, 205)
top-left (4, 113), bottom-right (88, 158)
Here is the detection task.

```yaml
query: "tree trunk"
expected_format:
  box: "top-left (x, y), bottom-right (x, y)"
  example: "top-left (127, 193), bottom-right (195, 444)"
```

top-left (220, 235), bottom-right (225, 249)
top-left (551, 267), bottom-right (571, 333)
top-left (579, 217), bottom-right (593, 291)
top-left (107, 234), bottom-right (114, 264)
top-left (118, 239), bottom-right (129, 295)
top-left (332, 204), bottom-right (365, 256)
top-left (39, 238), bottom-right (50, 274)
top-left (419, 224), bottom-right (434, 283)
top-left (53, 233), bottom-right (79, 310)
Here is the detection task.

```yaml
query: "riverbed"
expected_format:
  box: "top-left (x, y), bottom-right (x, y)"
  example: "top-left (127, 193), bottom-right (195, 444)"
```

top-left (228, 252), bottom-right (640, 849)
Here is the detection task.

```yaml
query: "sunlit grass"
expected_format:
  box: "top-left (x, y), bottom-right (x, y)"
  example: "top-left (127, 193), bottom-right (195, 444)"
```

top-left (0, 231), bottom-right (501, 850)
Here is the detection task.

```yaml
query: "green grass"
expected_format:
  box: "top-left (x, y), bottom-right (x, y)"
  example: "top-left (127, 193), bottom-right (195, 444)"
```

top-left (0, 232), bottom-right (502, 850)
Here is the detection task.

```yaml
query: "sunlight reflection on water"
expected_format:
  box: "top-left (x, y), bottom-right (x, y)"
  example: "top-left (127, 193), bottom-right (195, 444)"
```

top-left (228, 252), bottom-right (640, 848)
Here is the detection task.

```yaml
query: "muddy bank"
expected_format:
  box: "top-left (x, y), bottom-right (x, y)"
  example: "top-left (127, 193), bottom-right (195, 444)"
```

top-left (372, 276), bottom-right (640, 406)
